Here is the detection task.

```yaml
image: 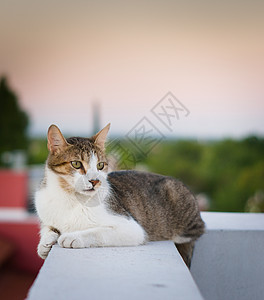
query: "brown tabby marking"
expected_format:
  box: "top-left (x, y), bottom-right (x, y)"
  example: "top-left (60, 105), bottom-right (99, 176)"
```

top-left (49, 226), bottom-right (61, 235)
top-left (59, 177), bottom-right (74, 194)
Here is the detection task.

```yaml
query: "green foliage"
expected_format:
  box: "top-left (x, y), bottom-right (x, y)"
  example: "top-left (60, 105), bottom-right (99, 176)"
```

top-left (138, 137), bottom-right (264, 212)
top-left (28, 138), bottom-right (49, 165)
top-left (0, 76), bottom-right (29, 160)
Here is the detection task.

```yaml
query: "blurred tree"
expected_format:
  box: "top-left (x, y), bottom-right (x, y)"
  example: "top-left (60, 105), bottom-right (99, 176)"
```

top-left (28, 138), bottom-right (48, 165)
top-left (0, 76), bottom-right (29, 162)
top-left (137, 136), bottom-right (264, 212)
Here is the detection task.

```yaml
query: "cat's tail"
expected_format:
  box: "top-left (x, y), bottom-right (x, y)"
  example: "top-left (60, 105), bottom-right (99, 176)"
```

top-left (175, 241), bottom-right (195, 269)
top-left (176, 202), bottom-right (205, 268)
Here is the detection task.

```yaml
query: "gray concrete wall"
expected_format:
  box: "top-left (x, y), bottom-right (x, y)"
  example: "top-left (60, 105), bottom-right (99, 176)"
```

top-left (27, 241), bottom-right (203, 300)
top-left (191, 212), bottom-right (264, 300)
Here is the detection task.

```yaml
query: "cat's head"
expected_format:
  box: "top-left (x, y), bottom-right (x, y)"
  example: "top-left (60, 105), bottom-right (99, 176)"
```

top-left (46, 124), bottom-right (110, 201)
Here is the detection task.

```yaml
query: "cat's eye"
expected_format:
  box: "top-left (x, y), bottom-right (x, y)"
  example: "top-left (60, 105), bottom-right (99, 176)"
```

top-left (97, 162), bottom-right (104, 170)
top-left (71, 161), bottom-right (82, 169)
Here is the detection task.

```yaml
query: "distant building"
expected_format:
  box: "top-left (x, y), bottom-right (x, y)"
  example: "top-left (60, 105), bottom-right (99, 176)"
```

top-left (92, 101), bottom-right (100, 135)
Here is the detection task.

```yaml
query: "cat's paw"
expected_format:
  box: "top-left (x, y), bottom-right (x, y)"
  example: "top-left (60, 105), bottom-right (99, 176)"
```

top-left (58, 232), bottom-right (85, 248)
top-left (37, 231), bottom-right (59, 259)
top-left (38, 243), bottom-right (53, 259)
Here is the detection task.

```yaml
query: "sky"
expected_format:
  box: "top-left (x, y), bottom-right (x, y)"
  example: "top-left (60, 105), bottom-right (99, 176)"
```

top-left (0, 0), bottom-right (263, 139)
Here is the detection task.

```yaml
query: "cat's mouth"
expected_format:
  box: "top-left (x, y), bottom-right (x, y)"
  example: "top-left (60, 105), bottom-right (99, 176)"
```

top-left (80, 186), bottom-right (100, 194)
top-left (83, 188), bottom-right (95, 192)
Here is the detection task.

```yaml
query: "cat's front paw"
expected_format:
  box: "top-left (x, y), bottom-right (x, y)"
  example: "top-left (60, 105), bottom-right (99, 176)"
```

top-left (38, 231), bottom-right (59, 259)
top-left (58, 232), bottom-right (85, 248)
top-left (38, 243), bottom-right (52, 259)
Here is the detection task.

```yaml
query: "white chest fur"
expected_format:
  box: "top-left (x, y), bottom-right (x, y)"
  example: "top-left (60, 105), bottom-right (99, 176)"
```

top-left (35, 169), bottom-right (129, 234)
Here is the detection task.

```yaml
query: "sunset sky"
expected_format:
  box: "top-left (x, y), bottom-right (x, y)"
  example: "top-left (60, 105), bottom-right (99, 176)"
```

top-left (0, 0), bottom-right (263, 139)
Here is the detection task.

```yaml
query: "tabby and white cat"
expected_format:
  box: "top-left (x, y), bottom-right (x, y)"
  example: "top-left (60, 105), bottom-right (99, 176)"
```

top-left (35, 124), bottom-right (204, 267)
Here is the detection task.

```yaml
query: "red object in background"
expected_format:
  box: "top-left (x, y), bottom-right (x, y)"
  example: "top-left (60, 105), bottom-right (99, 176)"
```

top-left (0, 215), bottom-right (44, 300)
top-left (0, 170), bottom-right (28, 208)
top-left (0, 170), bottom-right (44, 299)
top-left (0, 218), bottom-right (43, 274)
top-left (0, 170), bottom-right (42, 273)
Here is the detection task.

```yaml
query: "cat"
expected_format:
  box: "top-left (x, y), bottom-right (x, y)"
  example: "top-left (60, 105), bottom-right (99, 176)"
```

top-left (35, 124), bottom-right (205, 267)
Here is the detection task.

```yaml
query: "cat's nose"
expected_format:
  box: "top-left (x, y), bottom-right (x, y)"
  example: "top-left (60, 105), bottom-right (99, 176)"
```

top-left (89, 179), bottom-right (100, 187)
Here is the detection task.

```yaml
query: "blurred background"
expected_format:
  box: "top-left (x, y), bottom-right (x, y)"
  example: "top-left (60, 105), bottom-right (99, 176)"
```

top-left (0, 0), bottom-right (263, 299)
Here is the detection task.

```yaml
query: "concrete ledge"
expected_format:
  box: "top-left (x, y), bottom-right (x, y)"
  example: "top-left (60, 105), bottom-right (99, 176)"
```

top-left (201, 211), bottom-right (264, 231)
top-left (191, 212), bottom-right (264, 300)
top-left (27, 241), bottom-right (204, 300)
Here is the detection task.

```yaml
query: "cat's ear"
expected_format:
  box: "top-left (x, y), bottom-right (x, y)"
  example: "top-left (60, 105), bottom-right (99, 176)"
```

top-left (93, 123), bottom-right (110, 149)
top-left (47, 125), bottom-right (68, 154)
